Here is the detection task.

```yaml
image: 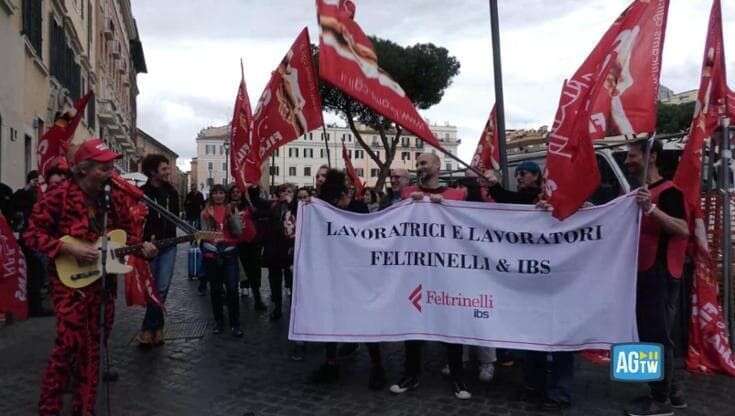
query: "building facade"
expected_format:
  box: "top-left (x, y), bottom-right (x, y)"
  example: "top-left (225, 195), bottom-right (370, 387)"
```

top-left (0, 0), bottom-right (145, 189)
top-left (195, 123), bottom-right (461, 193)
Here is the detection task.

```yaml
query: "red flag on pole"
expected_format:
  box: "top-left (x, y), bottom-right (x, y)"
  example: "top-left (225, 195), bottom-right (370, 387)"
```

top-left (342, 143), bottom-right (364, 198)
top-left (37, 91), bottom-right (93, 178)
top-left (316, 0), bottom-right (443, 150)
top-left (230, 61), bottom-right (254, 189)
top-left (471, 105), bottom-right (500, 172)
top-left (686, 248), bottom-right (735, 376)
top-left (545, 0), bottom-right (670, 219)
top-left (0, 214), bottom-right (28, 320)
top-left (674, 0), bottom-right (728, 210)
top-left (247, 28), bottom-right (323, 183)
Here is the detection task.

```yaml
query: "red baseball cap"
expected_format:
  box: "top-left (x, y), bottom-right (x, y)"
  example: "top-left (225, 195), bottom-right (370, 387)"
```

top-left (73, 138), bottom-right (121, 164)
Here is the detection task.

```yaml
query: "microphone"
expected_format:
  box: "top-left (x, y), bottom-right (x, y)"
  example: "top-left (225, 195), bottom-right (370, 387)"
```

top-left (103, 183), bottom-right (112, 210)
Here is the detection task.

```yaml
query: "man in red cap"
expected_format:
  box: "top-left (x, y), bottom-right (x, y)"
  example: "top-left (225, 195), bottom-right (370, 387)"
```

top-left (24, 138), bottom-right (158, 416)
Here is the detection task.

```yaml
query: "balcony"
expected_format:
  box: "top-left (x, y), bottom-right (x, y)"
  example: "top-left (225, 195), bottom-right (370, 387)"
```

top-left (97, 99), bottom-right (117, 124)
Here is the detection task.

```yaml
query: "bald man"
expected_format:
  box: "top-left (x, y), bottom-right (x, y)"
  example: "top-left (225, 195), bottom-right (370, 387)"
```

top-left (390, 152), bottom-right (471, 400)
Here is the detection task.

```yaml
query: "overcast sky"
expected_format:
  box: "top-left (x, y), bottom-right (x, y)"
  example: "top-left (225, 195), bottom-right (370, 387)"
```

top-left (130, 0), bottom-right (735, 171)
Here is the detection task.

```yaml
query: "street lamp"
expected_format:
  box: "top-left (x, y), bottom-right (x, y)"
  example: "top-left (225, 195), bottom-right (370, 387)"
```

top-left (223, 140), bottom-right (230, 185)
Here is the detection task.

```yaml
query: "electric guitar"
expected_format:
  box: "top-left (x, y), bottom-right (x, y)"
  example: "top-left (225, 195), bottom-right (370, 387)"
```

top-left (56, 230), bottom-right (221, 289)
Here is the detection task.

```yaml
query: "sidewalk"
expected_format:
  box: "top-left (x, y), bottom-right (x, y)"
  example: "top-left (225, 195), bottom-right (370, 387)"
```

top-left (1, 249), bottom-right (733, 415)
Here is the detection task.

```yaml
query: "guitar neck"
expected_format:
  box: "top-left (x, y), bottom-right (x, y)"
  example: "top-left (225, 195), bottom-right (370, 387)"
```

top-left (114, 234), bottom-right (195, 257)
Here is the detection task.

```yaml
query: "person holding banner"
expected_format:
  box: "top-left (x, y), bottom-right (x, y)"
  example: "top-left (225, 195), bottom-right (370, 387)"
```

top-left (483, 164), bottom-right (575, 409)
top-left (624, 139), bottom-right (690, 416)
top-left (389, 152), bottom-right (471, 400)
top-left (307, 169), bottom-right (387, 389)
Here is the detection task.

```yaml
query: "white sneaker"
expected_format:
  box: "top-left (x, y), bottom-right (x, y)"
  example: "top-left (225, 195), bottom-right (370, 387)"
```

top-left (440, 364), bottom-right (450, 376)
top-left (478, 362), bottom-right (495, 382)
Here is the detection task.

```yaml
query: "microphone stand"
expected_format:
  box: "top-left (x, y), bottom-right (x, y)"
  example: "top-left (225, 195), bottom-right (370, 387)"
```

top-left (98, 184), bottom-right (113, 416)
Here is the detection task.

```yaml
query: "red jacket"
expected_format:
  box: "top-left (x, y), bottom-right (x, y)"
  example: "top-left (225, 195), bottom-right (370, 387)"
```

top-left (23, 180), bottom-right (138, 260)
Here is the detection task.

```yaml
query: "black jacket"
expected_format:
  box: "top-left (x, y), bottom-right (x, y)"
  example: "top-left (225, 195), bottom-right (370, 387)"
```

top-left (184, 191), bottom-right (205, 220)
top-left (142, 181), bottom-right (180, 241)
top-left (488, 184), bottom-right (541, 205)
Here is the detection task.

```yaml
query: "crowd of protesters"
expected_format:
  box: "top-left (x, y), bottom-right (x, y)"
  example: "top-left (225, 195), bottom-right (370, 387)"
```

top-left (0, 139), bottom-right (692, 416)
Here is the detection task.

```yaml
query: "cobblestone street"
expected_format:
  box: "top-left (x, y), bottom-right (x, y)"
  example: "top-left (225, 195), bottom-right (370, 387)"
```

top-left (1, 249), bottom-right (734, 416)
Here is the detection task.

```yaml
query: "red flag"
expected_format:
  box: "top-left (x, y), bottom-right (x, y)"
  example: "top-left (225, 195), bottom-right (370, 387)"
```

top-left (316, 0), bottom-right (443, 150)
top-left (37, 91), bottom-right (93, 178)
top-left (674, 0), bottom-right (728, 211)
top-left (686, 248), bottom-right (735, 377)
top-left (342, 143), bottom-right (364, 198)
top-left (230, 61), bottom-right (254, 188)
top-left (545, 0), bottom-right (670, 219)
top-left (111, 173), bottom-right (145, 201)
top-left (471, 105), bottom-right (500, 172)
top-left (0, 215), bottom-right (28, 320)
top-left (248, 28), bottom-right (323, 183)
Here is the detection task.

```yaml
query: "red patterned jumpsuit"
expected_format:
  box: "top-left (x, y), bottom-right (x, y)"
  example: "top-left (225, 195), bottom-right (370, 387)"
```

top-left (24, 180), bottom-right (138, 416)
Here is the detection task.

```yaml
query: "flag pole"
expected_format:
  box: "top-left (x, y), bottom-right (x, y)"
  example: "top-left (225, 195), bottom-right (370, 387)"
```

top-left (720, 117), bottom-right (733, 346)
top-left (310, 51), bottom-right (332, 168)
top-left (489, 0), bottom-right (510, 189)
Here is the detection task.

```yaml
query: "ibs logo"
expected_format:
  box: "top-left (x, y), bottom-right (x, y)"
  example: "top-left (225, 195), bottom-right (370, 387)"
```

top-left (408, 284), bottom-right (493, 319)
top-left (611, 343), bottom-right (664, 382)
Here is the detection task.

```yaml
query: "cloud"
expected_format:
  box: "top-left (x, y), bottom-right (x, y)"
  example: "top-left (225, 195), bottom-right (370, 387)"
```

top-left (131, 0), bottom-right (735, 166)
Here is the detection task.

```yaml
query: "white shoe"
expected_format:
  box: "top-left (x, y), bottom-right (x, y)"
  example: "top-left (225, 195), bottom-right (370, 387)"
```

top-left (478, 363), bottom-right (495, 382)
top-left (440, 364), bottom-right (450, 376)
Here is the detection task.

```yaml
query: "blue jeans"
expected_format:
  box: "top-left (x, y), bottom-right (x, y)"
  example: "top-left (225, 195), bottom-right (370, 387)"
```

top-left (142, 246), bottom-right (177, 331)
top-left (524, 351), bottom-right (574, 403)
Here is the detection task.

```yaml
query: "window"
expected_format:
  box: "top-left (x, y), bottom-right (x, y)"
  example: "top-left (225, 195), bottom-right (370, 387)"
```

top-left (207, 162), bottom-right (213, 171)
top-left (24, 135), bottom-right (33, 176)
top-left (375, 151), bottom-right (380, 159)
top-left (289, 167), bottom-right (297, 176)
top-left (415, 152), bottom-right (421, 160)
top-left (309, 132), bottom-right (313, 140)
top-left (86, 94), bottom-right (95, 129)
top-left (306, 148), bottom-right (314, 158)
top-left (445, 163), bottom-right (452, 171)
top-left (348, 134), bottom-right (352, 142)
top-left (355, 168), bottom-right (364, 177)
top-left (50, 18), bottom-right (82, 100)
top-left (22, 0), bottom-right (42, 55)
top-left (222, 178), bottom-right (226, 185)
top-left (320, 149), bottom-right (325, 158)
top-left (416, 140), bottom-right (424, 149)
top-left (222, 163), bottom-right (227, 171)
top-left (289, 148), bottom-right (300, 158)
top-left (220, 145), bottom-right (224, 155)
top-left (354, 150), bottom-right (363, 159)
top-left (304, 167), bottom-right (311, 177)
top-left (401, 137), bottom-right (410, 147)
top-left (270, 166), bottom-right (279, 176)
top-left (401, 152), bottom-right (410, 161)
top-left (370, 168), bottom-right (379, 178)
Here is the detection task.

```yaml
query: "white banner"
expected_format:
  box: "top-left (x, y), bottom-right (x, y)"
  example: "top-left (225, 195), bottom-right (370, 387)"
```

top-left (289, 194), bottom-right (641, 351)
